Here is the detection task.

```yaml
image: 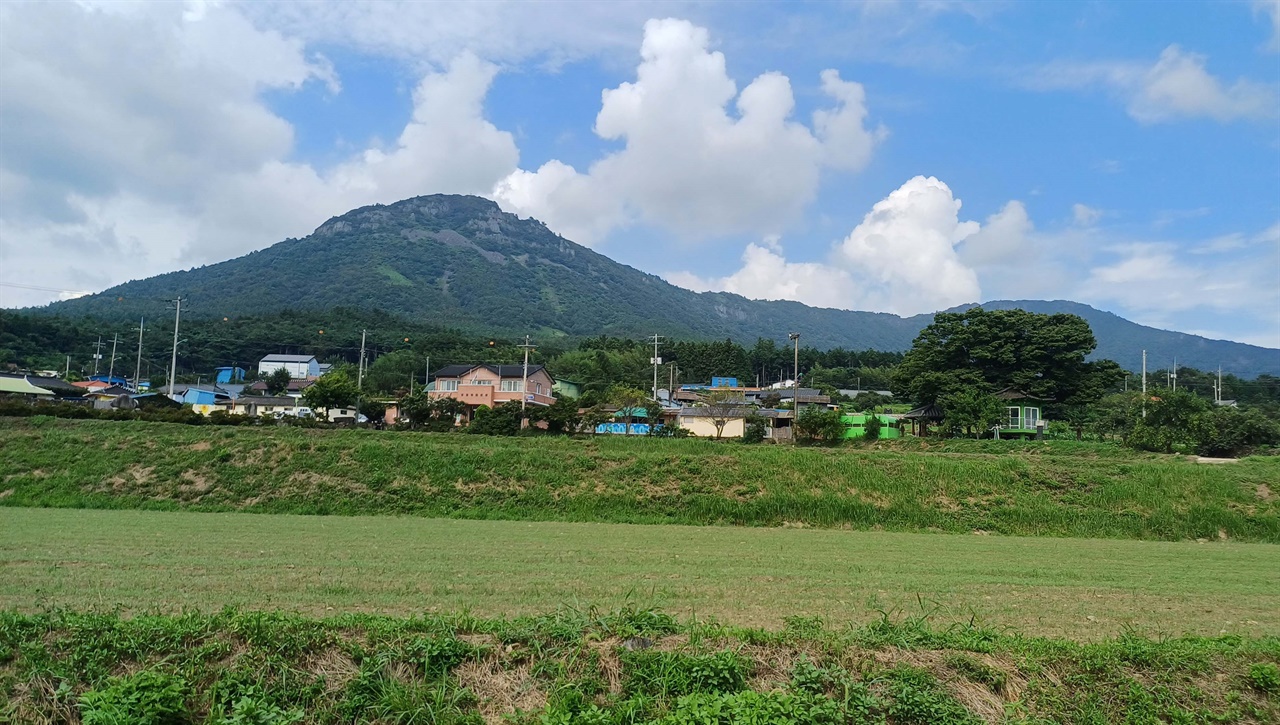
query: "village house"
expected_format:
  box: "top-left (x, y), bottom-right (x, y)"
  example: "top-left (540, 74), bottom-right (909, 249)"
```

top-left (676, 407), bottom-right (793, 440)
top-left (244, 377), bottom-right (315, 397)
top-left (429, 364), bottom-right (556, 420)
top-left (215, 396), bottom-right (299, 417)
top-left (994, 388), bottom-right (1048, 439)
top-left (258, 354), bottom-right (320, 380)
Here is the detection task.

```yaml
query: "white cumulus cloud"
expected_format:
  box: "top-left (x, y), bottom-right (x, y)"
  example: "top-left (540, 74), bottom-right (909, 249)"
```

top-left (0, 2), bottom-right (521, 305)
top-left (494, 18), bottom-right (886, 246)
top-left (669, 176), bottom-right (987, 316)
top-left (1030, 45), bottom-right (1278, 124)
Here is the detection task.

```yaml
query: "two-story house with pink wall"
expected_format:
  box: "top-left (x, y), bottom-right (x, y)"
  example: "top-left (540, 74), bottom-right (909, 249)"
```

top-left (429, 364), bottom-right (556, 420)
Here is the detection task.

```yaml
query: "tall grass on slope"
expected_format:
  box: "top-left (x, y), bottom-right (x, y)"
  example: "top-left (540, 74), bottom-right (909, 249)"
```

top-left (2, 417), bottom-right (1278, 542)
top-left (1, 606), bottom-right (1277, 724)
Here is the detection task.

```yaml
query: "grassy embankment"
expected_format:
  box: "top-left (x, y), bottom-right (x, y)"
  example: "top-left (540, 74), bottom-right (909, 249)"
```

top-left (4, 508), bottom-right (1279, 640)
top-left (2, 418), bottom-right (1278, 542)
top-left (3, 606), bottom-right (1278, 724)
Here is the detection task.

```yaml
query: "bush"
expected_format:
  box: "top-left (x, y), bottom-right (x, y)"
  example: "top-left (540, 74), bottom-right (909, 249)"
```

top-left (79, 670), bottom-right (189, 725)
top-left (1193, 408), bottom-right (1280, 457)
top-left (795, 407), bottom-right (844, 445)
top-left (466, 401), bottom-right (523, 436)
top-left (863, 414), bottom-right (882, 441)
top-left (650, 424), bottom-right (692, 438)
top-left (741, 414), bottom-right (767, 444)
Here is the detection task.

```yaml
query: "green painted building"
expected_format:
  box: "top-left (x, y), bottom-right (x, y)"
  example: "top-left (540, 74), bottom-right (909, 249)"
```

top-left (840, 413), bottom-right (901, 439)
top-left (994, 388), bottom-right (1049, 438)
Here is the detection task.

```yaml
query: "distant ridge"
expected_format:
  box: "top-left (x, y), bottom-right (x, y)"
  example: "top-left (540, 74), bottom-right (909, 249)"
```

top-left (25, 194), bottom-right (1280, 376)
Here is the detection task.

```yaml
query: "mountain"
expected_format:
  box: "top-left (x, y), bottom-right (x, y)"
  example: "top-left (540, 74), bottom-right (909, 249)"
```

top-left (29, 194), bottom-right (1280, 376)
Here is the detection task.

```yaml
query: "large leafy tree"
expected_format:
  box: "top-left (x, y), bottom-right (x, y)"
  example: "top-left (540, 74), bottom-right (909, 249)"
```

top-left (527, 396), bottom-right (581, 435)
top-left (940, 387), bottom-right (1003, 438)
top-left (892, 307), bottom-right (1122, 408)
top-left (264, 367), bottom-right (292, 396)
top-left (301, 371), bottom-right (359, 415)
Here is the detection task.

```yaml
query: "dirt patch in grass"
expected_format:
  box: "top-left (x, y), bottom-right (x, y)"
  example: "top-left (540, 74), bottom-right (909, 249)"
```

top-left (303, 648), bottom-right (361, 694)
top-left (741, 643), bottom-right (825, 691)
top-left (1257, 484), bottom-right (1274, 502)
top-left (586, 639), bottom-right (625, 694)
top-left (848, 488), bottom-right (892, 508)
top-left (285, 471), bottom-right (369, 496)
top-left (455, 656), bottom-right (546, 724)
top-left (0, 488), bottom-right (13, 499)
top-left (178, 469), bottom-right (214, 495)
top-left (189, 440), bottom-right (212, 451)
top-left (105, 464), bottom-right (155, 492)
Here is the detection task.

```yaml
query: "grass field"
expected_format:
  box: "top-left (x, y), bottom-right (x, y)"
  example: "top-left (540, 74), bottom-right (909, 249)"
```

top-left (4, 507), bottom-right (1279, 641)
top-left (3, 418), bottom-right (1279, 542)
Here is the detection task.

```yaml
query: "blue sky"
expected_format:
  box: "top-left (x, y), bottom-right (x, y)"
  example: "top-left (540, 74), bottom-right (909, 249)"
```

top-left (1, 0), bottom-right (1278, 348)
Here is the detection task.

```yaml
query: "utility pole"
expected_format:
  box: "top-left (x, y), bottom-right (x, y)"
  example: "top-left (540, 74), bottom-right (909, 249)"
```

top-left (518, 335), bottom-right (536, 417)
top-left (357, 329), bottom-right (367, 390)
top-left (1172, 357), bottom-right (1178, 392)
top-left (167, 297), bottom-right (183, 397)
top-left (649, 334), bottom-right (664, 402)
top-left (65, 355), bottom-right (70, 378)
top-left (425, 356), bottom-right (430, 389)
top-left (107, 333), bottom-right (119, 381)
top-left (1217, 365), bottom-right (1223, 403)
top-left (133, 317), bottom-right (145, 390)
top-left (1141, 349), bottom-right (1147, 419)
top-left (91, 336), bottom-right (105, 375)
top-left (788, 333), bottom-right (800, 410)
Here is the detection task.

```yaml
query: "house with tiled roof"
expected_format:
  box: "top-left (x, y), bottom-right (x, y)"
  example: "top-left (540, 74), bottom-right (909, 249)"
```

top-left (429, 363), bottom-right (556, 420)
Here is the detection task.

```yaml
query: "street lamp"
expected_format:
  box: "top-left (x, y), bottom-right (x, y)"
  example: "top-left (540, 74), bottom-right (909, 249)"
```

top-left (788, 332), bottom-right (800, 411)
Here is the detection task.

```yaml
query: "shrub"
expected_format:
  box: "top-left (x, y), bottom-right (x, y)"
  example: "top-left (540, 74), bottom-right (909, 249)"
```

top-left (863, 414), bottom-right (883, 441)
top-left (1193, 408), bottom-right (1280, 458)
top-left (795, 407), bottom-right (844, 445)
top-left (79, 670), bottom-right (189, 725)
top-left (741, 415), bottom-right (767, 444)
top-left (467, 402), bottom-right (523, 436)
top-left (650, 424), bottom-right (692, 439)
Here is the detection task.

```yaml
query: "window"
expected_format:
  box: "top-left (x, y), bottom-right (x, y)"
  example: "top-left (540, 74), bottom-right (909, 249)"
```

top-left (500, 379), bottom-right (524, 392)
top-left (536, 383), bottom-right (543, 394)
top-left (1007, 407), bottom-right (1021, 429)
top-left (467, 377), bottom-right (492, 386)
top-left (437, 380), bottom-right (459, 391)
top-left (1025, 407), bottom-right (1040, 429)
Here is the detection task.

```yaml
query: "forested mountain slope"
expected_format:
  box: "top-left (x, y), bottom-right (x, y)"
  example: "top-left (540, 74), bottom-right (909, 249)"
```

top-left (27, 194), bottom-right (1279, 375)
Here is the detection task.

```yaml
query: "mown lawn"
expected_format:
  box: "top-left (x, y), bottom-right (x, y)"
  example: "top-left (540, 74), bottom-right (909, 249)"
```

top-left (2, 418), bottom-right (1278, 541)
top-left (3, 507), bottom-right (1279, 641)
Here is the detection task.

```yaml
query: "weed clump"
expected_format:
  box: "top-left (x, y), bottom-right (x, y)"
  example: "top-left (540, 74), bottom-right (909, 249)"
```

top-left (79, 669), bottom-right (189, 725)
top-left (1249, 661), bottom-right (1280, 693)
